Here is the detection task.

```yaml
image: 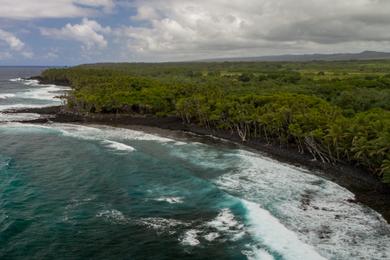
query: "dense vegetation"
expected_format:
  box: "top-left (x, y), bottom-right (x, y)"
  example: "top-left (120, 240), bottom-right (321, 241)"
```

top-left (41, 61), bottom-right (390, 183)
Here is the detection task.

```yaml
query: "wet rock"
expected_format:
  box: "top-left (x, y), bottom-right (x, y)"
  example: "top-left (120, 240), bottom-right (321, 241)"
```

top-left (318, 225), bottom-right (332, 239)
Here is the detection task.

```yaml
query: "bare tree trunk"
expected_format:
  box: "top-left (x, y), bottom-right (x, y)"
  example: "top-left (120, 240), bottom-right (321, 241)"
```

top-left (236, 124), bottom-right (247, 142)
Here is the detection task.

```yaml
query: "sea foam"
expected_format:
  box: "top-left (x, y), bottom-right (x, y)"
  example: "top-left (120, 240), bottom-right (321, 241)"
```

top-left (205, 208), bottom-right (246, 241)
top-left (138, 217), bottom-right (189, 233)
top-left (243, 200), bottom-right (326, 260)
top-left (0, 103), bottom-right (53, 112)
top-left (154, 196), bottom-right (184, 204)
top-left (0, 113), bottom-right (41, 122)
top-left (96, 209), bottom-right (128, 224)
top-left (215, 150), bottom-right (390, 259)
top-left (0, 93), bottom-right (15, 99)
top-left (52, 123), bottom-right (174, 143)
top-left (0, 79), bottom-right (68, 111)
top-left (242, 248), bottom-right (275, 260)
top-left (102, 140), bottom-right (136, 152)
top-left (180, 229), bottom-right (200, 246)
top-left (7, 77), bottom-right (69, 104)
top-left (20, 85), bottom-right (68, 101)
top-left (9, 77), bottom-right (23, 82)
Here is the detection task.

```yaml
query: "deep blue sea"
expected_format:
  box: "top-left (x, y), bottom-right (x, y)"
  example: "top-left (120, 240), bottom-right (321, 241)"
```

top-left (0, 67), bottom-right (389, 259)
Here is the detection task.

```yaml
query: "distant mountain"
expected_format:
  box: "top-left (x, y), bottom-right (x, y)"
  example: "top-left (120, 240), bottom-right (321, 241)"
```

top-left (200, 51), bottom-right (390, 62)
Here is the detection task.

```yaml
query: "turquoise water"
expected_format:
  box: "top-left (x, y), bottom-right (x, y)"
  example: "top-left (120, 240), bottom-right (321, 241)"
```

top-left (0, 68), bottom-right (389, 259)
top-left (0, 124), bottom-right (249, 259)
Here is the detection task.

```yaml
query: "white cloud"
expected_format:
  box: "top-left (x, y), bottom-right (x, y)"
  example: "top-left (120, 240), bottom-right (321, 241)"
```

top-left (41, 18), bottom-right (111, 50)
top-left (2, 0), bottom-right (390, 62)
top-left (21, 51), bottom-right (34, 58)
top-left (132, 5), bottom-right (160, 21)
top-left (0, 29), bottom-right (25, 50)
top-left (0, 51), bottom-right (11, 60)
top-left (115, 0), bottom-right (390, 61)
top-left (0, 29), bottom-right (34, 60)
top-left (45, 51), bottom-right (59, 59)
top-left (0, 0), bottom-right (115, 20)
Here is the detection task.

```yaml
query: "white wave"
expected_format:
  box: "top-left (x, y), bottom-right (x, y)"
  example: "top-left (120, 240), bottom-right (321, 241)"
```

top-left (18, 85), bottom-right (69, 101)
top-left (0, 103), bottom-right (54, 112)
top-left (180, 229), bottom-right (200, 246)
top-left (137, 217), bottom-right (189, 234)
top-left (9, 78), bottom-right (39, 85)
top-left (242, 248), bottom-right (275, 260)
top-left (207, 208), bottom-right (240, 231)
top-left (204, 232), bottom-right (219, 241)
top-left (138, 212), bottom-right (244, 245)
top-left (22, 79), bottom-right (39, 86)
top-left (136, 209), bottom-right (246, 246)
top-left (96, 209), bottom-right (128, 224)
top-left (9, 77), bottom-right (69, 102)
top-left (0, 113), bottom-right (41, 122)
top-left (215, 150), bottom-right (390, 259)
top-left (168, 143), bottom-right (239, 170)
top-left (0, 79), bottom-right (68, 114)
top-left (96, 125), bottom-right (174, 143)
top-left (0, 122), bottom-right (177, 152)
top-left (102, 140), bottom-right (135, 152)
top-left (171, 140), bottom-right (188, 146)
top-left (154, 196), bottom-right (184, 204)
top-left (9, 77), bottom-right (23, 82)
top-left (203, 208), bottom-right (246, 243)
top-left (9, 78), bottom-right (42, 86)
top-left (50, 123), bottom-right (175, 144)
top-left (0, 122), bottom-right (54, 130)
top-left (0, 93), bottom-right (15, 99)
top-left (243, 200), bottom-right (326, 260)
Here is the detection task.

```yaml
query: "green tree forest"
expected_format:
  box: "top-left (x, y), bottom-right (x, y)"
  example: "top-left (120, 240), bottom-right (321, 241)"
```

top-left (41, 61), bottom-right (390, 183)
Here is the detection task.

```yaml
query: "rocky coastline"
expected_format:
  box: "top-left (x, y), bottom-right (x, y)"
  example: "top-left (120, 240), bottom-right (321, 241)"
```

top-left (4, 105), bottom-right (390, 222)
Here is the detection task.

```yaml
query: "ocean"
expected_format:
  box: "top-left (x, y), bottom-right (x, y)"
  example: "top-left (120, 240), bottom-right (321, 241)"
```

top-left (0, 67), bottom-right (389, 259)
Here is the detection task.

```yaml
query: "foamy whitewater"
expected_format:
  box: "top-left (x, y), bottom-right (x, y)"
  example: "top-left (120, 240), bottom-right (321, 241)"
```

top-left (0, 67), bottom-right (389, 259)
top-left (0, 73), bottom-right (69, 121)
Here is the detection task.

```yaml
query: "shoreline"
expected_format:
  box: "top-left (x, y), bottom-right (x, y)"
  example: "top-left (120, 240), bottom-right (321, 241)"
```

top-left (4, 105), bottom-right (390, 222)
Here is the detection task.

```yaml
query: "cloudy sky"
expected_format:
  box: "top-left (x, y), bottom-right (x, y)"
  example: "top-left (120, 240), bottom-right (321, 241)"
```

top-left (0, 0), bottom-right (390, 65)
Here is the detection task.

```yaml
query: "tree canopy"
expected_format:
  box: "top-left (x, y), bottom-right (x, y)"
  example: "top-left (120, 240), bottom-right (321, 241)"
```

top-left (41, 60), bottom-right (390, 183)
